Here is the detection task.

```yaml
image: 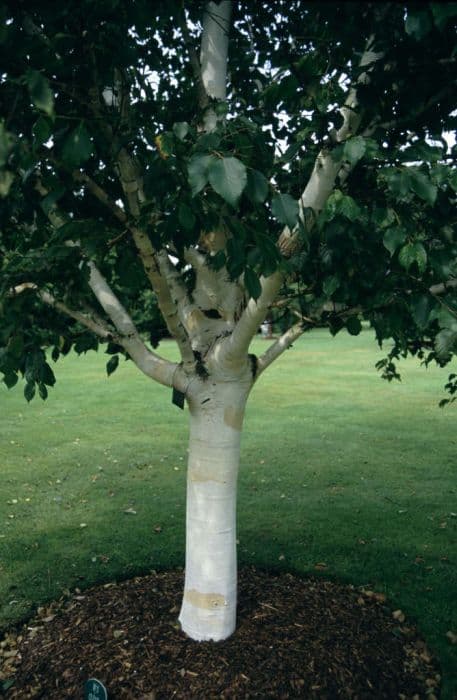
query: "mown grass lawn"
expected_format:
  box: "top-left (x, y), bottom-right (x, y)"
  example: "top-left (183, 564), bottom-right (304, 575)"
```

top-left (1, 328), bottom-right (456, 696)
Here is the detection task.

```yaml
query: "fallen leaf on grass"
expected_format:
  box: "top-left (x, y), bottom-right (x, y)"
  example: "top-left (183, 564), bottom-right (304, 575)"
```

top-left (124, 508), bottom-right (137, 515)
top-left (393, 609), bottom-right (406, 622)
top-left (445, 630), bottom-right (457, 644)
top-left (362, 590), bottom-right (386, 603)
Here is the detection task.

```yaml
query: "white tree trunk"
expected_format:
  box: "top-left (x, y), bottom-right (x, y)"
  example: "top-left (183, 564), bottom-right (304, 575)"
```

top-left (178, 373), bottom-right (251, 641)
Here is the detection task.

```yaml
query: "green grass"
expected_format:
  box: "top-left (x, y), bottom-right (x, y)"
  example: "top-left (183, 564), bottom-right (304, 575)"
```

top-left (1, 328), bottom-right (456, 696)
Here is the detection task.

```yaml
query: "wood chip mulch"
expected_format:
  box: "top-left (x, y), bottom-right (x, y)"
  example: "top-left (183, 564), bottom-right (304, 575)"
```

top-left (0, 568), bottom-right (441, 699)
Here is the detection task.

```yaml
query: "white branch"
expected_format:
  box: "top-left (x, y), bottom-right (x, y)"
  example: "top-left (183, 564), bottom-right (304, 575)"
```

top-left (279, 38), bottom-right (385, 258)
top-left (200, 1), bottom-right (232, 130)
top-left (429, 279), bottom-right (457, 295)
top-left (11, 283), bottom-right (114, 339)
top-left (12, 279), bottom-right (178, 388)
top-left (256, 321), bottom-right (306, 377)
top-left (85, 264), bottom-right (178, 387)
top-left (223, 271), bottom-right (283, 363)
top-left (200, 1), bottom-right (232, 100)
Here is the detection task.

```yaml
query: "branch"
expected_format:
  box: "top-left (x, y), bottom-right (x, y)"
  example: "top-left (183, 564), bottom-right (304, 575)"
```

top-left (156, 251), bottom-right (205, 347)
top-left (83, 264), bottom-right (179, 387)
top-left (72, 171), bottom-right (128, 225)
top-left (201, 1), bottom-right (232, 99)
top-left (129, 230), bottom-right (195, 366)
top-left (178, 4), bottom-right (208, 110)
top-left (71, 168), bottom-right (194, 365)
top-left (223, 271), bottom-right (283, 363)
top-left (200, 1), bottom-right (232, 130)
top-left (256, 320), bottom-right (307, 377)
top-left (11, 283), bottom-right (114, 339)
top-left (33, 183), bottom-right (180, 386)
top-left (278, 37), bottom-right (385, 258)
top-left (429, 279), bottom-right (457, 296)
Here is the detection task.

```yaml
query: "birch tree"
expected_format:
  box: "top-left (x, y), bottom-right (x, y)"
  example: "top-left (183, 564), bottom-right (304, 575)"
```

top-left (0, 1), bottom-right (456, 641)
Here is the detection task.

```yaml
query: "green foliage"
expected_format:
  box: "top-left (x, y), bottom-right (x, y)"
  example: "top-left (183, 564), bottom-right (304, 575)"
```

top-left (25, 70), bottom-right (54, 117)
top-left (106, 354), bottom-right (119, 376)
top-left (245, 170), bottom-right (269, 204)
top-left (187, 154), bottom-right (213, 196)
top-left (271, 193), bottom-right (299, 229)
top-left (207, 156), bottom-right (247, 208)
top-left (398, 242), bottom-right (427, 273)
top-left (61, 123), bottom-right (94, 168)
top-left (244, 267), bottom-right (262, 301)
top-left (0, 0), bottom-right (455, 401)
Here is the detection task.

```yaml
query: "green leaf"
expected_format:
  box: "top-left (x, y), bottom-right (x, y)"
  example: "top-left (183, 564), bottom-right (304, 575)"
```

top-left (244, 267), bottom-right (262, 300)
top-left (246, 169), bottom-right (269, 203)
top-left (405, 10), bottom-right (432, 40)
top-left (384, 169), bottom-right (411, 199)
top-left (215, 101), bottom-right (229, 117)
top-left (431, 3), bottom-right (457, 30)
top-left (383, 226), bottom-right (407, 256)
top-left (62, 123), bottom-right (94, 167)
top-left (208, 156), bottom-right (247, 208)
top-left (226, 236), bottom-right (246, 278)
top-left (401, 142), bottom-right (443, 163)
top-left (106, 354), bottom-right (119, 376)
top-left (26, 69), bottom-right (54, 116)
top-left (409, 171), bottom-right (437, 206)
top-left (398, 242), bottom-right (427, 273)
top-left (187, 154), bottom-right (214, 196)
top-left (178, 203), bottom-right (196, 231)
top-left (438, 309), bottom-right (457, 333)
top-left (40, 184), bottom-right (66, 216)
top-left (271, 193), bottom-right (299, 229)
top-left (410, 295), bottom-right (435, 329)
top-left (3, 371), bottom-right (18, 389)
top-left (32, 116), bottom-right (53, 146)
top-left (343, 136), bottom-right (366, 165)
top-left (1, 679), bottom-right (15, 692)
top-left (0, 170), bottom-right (14, 197)
top-left (324, 190), bottom-right (361, 223)
top-left (323, 275), bottom-right (339, 298)
top-left (39, 362), bottom-right (56, 386)
top-left (346, 316), bottom-right (362, 336)
top-left (0, 121), bottom-right (14, 167)
top-left (38, 382), bottom-right (48, 400)
top-left (173, 121), bottom-right (189, 141)
top-left (435, 329), bottom-right (457, 361)
top-left (24, 380), bottom-right (36, 402)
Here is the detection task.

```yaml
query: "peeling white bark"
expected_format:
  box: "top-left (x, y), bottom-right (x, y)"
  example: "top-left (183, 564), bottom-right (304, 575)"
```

top-left (200, 1), bottom-right (232, 131)
top-left (86, 264), bottom-right (177, 387)
top-left (200, 1), bottom-right (231, 100)
top-left (179, 367), bottom-right (252, 641)
top-left (226, 271), bottom-right (283, 362)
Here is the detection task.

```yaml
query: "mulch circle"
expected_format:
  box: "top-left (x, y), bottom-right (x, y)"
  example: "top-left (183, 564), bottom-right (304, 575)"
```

top-left (0, 567), bottom-right (440, 699)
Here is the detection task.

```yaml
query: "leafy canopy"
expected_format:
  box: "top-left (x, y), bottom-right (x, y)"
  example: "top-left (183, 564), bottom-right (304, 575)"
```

top-left (0, 1), bottom-right (456, 402)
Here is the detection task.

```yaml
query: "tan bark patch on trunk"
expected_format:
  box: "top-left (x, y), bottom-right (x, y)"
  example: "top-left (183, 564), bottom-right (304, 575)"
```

top-left (224, 406), bottom-right (243, 431)
top-left (184, 589), bottom-right (227, 609)
top-left (189, 466), bottom-right (225, 484)
top-left (187, 309), bottom-right (202, 332)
